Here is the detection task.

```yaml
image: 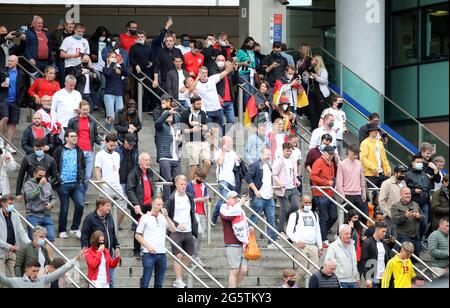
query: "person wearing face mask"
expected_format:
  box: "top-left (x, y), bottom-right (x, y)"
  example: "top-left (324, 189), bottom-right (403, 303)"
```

top-left (23, 166), bottom-right (56, 242)
top-left (237, 36), bottom-right (257, 106)
top-left (273, 65), bottom-right (301, 112)
top-left (184, 40), bottom-right (205, 79)
top-left (201, 34), bottom-right (223, 73)
top-left (406, 154), bottom-right (432, 249)
top-left (73, 54), bottom-right (99, 107)
top-left (114, 100), bottom-right (142, 145)
top-left (309, 113), bottom-right (338, 154)
top-left (262, 41), bottom-right (288, 89)
top-left (16, 139), bottom-right (59, 200)
top-left (51, 20), bottom-right (75, 85)
top-left (119, 21), bottom-right (139, 53)
top-left (14, 226), bottom-right (50, 278)
top-left (431, 175), bottom-right (449, 232)
top-left (279, 269), bottom-right (298, 288)
top-left (21, 112), bottom-right (54, 155)
top-left (88, 26), bottom-right (111, 72)
top-left (176, 34), bottom-right (192, 55)
top-left (0, 194), bottom-right (31, 280)
top-left (319, 95), bottom-right (348, 157)
top-left (379, 165), bottom-right (408, 232)
top-left (60, 23), bottom-right (90, 77)
top-left (271, 97), bottom-right (297, 137)
top-left (101, 34), bottom-right (130, 69)
top-left (286, 195), bottom-right (323, 287)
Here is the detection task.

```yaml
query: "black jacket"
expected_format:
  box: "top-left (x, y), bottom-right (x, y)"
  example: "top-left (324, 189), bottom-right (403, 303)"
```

top-left (52, 145), bottom-right (86, 184)
top-left (154, 110), bottom-right (180, 162)
top-left (0, 68), bottom-right (26, 104)
top-left (245, 159), bottom-right (269, 199)
top-left (166, 191), bottom-right (198, 238)
top-left (113, 110), bottom-right (142, 144)
top-left (166, 69), bottom-right (189, 101)
top-left (73, 64), bottom-right (100, 94)
top-left (210, 65), bottom-right (237, 102)
top-left (21, 125), bottom-right (55, 155)
top-left (126, 167), bottom-right (157, 207)
top-left (89, 39), bottom-right (111, 64)
top-left (129, 43), bottom-right (153, 74)
top-left (308, 269), bottom-right (341, 288)
top-left (201, 45), bottom-right (228, 72)
top-left (261, 52), bottom-right (288, 87)
top-left (81, 211), bottom-right (120, 255)
top-left (406, 169), bottom-right (431, 205)
top-left (67, 115), bottom-right (102, 151)
top-left (16, 153), bottom-right (60, 195)
top-left (153, 47), bottom-right (183, 84)
top-left (360, 236), bottom-right (394, 280)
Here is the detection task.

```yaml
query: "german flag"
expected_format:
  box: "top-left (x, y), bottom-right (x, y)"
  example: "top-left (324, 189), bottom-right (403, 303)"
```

top-left (272, 80), bottom-right (285, 108)
top-left (244, 95), bottom-right (258, 127)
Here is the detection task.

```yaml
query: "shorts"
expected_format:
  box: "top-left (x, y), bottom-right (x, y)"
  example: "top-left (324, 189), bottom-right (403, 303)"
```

top-left (102, 184), bottom-right (127, 209)
top-left (0, 101), bottom-right (20, 125)
top-left (169, 232), bottom-right (195, 256)
top-left (225, 246), bottom-right (248, 270)
top-left (186, 141), bottom-right (211, 166)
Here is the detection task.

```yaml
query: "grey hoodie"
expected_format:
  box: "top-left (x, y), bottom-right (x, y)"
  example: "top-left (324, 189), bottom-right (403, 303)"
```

top-left (23, 178), bottom-right (56, 217)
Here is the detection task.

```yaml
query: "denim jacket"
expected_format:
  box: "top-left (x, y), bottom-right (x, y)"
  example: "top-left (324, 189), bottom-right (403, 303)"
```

top-left (244, 133), bottom-right (270, 164)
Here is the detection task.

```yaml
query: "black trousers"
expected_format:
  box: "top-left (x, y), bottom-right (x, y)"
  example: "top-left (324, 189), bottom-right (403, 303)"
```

top-left (308, 89), bottom-right (325, 130)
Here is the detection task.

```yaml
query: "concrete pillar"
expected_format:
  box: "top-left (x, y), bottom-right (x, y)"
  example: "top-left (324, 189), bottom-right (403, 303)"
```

top-left (240, 0), bottom-right (287, 54)
top-left (336, 0), bottom-right (385, 94)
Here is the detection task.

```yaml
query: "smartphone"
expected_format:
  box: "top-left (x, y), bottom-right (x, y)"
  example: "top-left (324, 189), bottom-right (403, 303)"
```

top-left (5, 77), bottom-right (9, 86)
top-left (59, 18), bottom-right (65, 25)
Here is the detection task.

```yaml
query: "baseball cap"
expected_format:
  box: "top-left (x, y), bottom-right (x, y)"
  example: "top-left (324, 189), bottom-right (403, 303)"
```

top-left (323, 145), bottom-right (335, 154)
top-left (367, 123), bottom-right (380, 132)
top-left (161, 94), bottom-right (173, 102)
top-left (124, 134), bottom-right (137, 146)
top-left (394, 165), bottom-right (408, 173)
top-left (226, 191), bottom-right (239, 199)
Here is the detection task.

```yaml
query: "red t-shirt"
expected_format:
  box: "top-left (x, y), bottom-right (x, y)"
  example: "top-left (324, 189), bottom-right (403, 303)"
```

top-left (184, 52), bottom-right (204, 77)
top-left (194, 183), bottom-right (205, 215)
top-left (119, 33), bottom-right (137, 53)
top-left (77, 116), bottom-right (92, 152)
top-left (28, 79), bottom-right (61, 98)
top-left (222, 76), bottom-right (232, 102)
top-left (36, 31), bottom-right (49, 61)
top-left (32, 126), bottom-right (45, 140)
top-left (142, 174), bottom-right (152, 206)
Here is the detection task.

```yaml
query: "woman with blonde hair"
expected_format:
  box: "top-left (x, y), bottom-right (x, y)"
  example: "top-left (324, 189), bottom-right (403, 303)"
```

top-left (269, 117), bottom-right (289, 161)
top-left (302, 54), bottom-right (330, 130)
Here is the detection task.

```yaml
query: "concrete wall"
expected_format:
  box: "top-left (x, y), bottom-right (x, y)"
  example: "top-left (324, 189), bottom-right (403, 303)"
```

top-left (0, 5), bottom-right (239, 43)
top-left (286, 9), bottom-right (324, 50)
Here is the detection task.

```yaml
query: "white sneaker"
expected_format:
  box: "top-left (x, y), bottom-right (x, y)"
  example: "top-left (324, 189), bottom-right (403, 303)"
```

top-left (173, 279), bottom-right (187, 288)
top-left (69, 230), bottom-right (81, 239)
top-left (267, 243), bottom-right (277, 249)
top-left (5, 144), bottom-right (16, 154)
top-left (195, 258), bottom-right (206, 267)
top-left (280, 232), bottom-right (289, 240)
top-left (59, 232), bottom-right (68, 239)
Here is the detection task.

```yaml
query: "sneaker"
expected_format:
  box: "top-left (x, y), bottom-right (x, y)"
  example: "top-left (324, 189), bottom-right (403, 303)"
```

top-left (84, 201), bottom-right (90, 207)
top-left (210, 221), bottom-right (216, 227)
top-left (5, 144), bottom-right (16, 154)
top-left (322, 241), bottom-right (330, 249)
top-left (133, 251), bottom-right (141, 259)
top-left (173, 279), bottom-right (187, 288)
top-left (421, 240), bottom-right (429, 251)
top-left (69, 230), bottom-right (81, 239)
top-left (59, 232), bottom-right (68, 239)
top-left (267, 243), bottom-right (277, 249)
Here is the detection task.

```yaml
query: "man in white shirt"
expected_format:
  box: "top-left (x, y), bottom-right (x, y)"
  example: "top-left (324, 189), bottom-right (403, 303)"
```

top-left (60, 23), bottom-right (90, 76)
top-left (191, 62), bottom-right (235, 136)
top-left (286, 195), bottom-right (323, 287)
top-left (319, 96), bottom-right (347, 157)
top-left (247, 147), bottom-right (277, 248)
top-left (211, 136), bottom-right (240, 226)
top-left (135, 196), bottom-right (177, 288)
top-left (310, 114), bottom-right (339, 158)
top-left (94, 133), bottom-right (127, 231)
top-left (51, 75), bottom-right (82, 140)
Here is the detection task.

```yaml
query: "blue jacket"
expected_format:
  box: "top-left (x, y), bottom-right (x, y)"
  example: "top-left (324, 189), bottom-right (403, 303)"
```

top-left (186, 181), bottom-right (209, 200)
top-left (103, 62), bottom-right (129, 96)
top-left (245, 159), bottom-right (271, 199)
top-left (24, 29), bottom-right (53, 62)
top-left (244, 133), bottom-right (270, 164)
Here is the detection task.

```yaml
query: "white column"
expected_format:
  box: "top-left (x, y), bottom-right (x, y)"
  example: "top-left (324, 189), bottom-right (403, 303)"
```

top-left (336, 0), bottom-right (385, 94)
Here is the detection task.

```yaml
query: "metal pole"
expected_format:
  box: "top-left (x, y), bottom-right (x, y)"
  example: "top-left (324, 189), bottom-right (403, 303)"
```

top-left (207, 200), bottom-right (212, 247)
top-left (138, 81), bottom-right (143, 124)
top-left (238, 86), bottom-right (244, 124)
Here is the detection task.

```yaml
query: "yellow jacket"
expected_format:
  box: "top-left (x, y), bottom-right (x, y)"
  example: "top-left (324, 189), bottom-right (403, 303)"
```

top-left (360, 137), bottom-right (391, 177)
top-left (382, 255), bottom-right (415, 288)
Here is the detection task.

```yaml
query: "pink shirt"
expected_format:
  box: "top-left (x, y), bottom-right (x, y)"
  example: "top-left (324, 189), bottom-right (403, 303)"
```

top-left (336, 158), bottom-right (366, 197)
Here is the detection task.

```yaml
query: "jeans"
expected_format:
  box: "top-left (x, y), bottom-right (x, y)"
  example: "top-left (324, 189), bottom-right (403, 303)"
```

top-left (159, 160), bottom-right (181, 201)
top-left (419, 203), bottom-right (429, 239)
top-left (397, 233), bottom-right (421, 258)
top-left (57, 183), bottom-right (85, 233)
top-left (250, 198), bottom-right (276, 242)
top-left (315, 196), bottom-right (338, 241)
top-left (277, 189), bottom-right (301, 233)
top-left (83, 151), bottom-right (95, 193)
top-left (341, 282), bottom-right (359, 289)
top-left (141, 253), bottom-right (167, 288)
top-left (212, 181), bottom-right (235, 224)
top-left (222, 101), bottom-right (235, 124)
top-left (109, 268), bottom-right (115, 288)
top-left (206, 110), bottom-right (224, 136)
top-left (178, 100), bottom-right (190, 109)
top-left (93, 72), bottom-right (106, 110)
top-left (104, 94), bottom-right (124, 131)
top-left (26, 214), bottom-right (55, 241)
top-left (82, 93), bottom-right (94, 107)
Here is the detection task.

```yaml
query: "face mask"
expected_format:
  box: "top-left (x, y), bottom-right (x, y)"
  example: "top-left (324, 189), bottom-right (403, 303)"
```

top-left (182, 40), bottom-right (190, 48)
top-left (129, 29), bottom-right (137, 36)
top-left (206, 41), bottom-right (212, 48)
top-left (414, 163), bottom-right (424, 171)
top-left (112, 41), bottom-right (118, 48)
top-left (282, 104), bottom-right (289, 111)
top-left (35, 177), bottom-right (44, 182)
top-left (273, 51), bottom-right (281, 57)
top-left (196, 179), bottom-right (203, 184)
top-left (82, 62), bottom-right (89, 68)
top-left (99, 36), bottom-right (106, 42)
top-left (286, 74), bottom-right (294, 80)
top-left (6, 204), bottom-right (14, 213)
top-left (73, 34), bottom-right (82, 40)
top-left (337, 103), bottom-right (344, 109)
top-left (287, 280), bottom-right (296, 288)
top-left (328, 121), bottom-right (335, 129)
top-left (136, 40), bottom-right (145, 45)
top-left (35, 150), bottom-right (44, 157)
top-left (397, 175), bottom-right (405, 181)
top-left (216, 61), bottom-right (225, 70)
top-left (110, 58), bottom-right (117, 63)
top-left (127, 111), bottom-right (135, 115)
top-left (36, 239), bottom-right (46, 247)
top-left (319, 144), bottom-right (326, 151)
top-left (303, 206), bottom-right (312, 213)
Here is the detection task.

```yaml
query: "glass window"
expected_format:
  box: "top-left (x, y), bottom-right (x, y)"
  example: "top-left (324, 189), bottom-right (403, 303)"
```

top-left (422, 4), bottom-right (449, 61)
top-left (392, 11), bottom-right (419, 66)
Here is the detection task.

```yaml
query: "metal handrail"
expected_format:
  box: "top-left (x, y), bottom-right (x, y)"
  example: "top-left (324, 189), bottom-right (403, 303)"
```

top-left (311, 185), bottom-right (437, 281)
top-left (207, 183), bottom-right (321, 272)
top-left (17, 56), bottom-right (45, 77)
top-left (16, 63), bottom-right (39, 82)
top-left (314, 47), bottom-right (449, 148)
top-left (12, 209), bottom-right (96, 288)
top-left (0, 133), bottom-right (26, 159)
top-left (88, 180), bottom-right (224, 288)
top-left (206, 183), bottom-right (315, 277)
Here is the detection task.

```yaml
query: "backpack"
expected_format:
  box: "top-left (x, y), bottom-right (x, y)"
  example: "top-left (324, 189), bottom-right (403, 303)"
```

top-left (289, 211), bottom-right (319, 243)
